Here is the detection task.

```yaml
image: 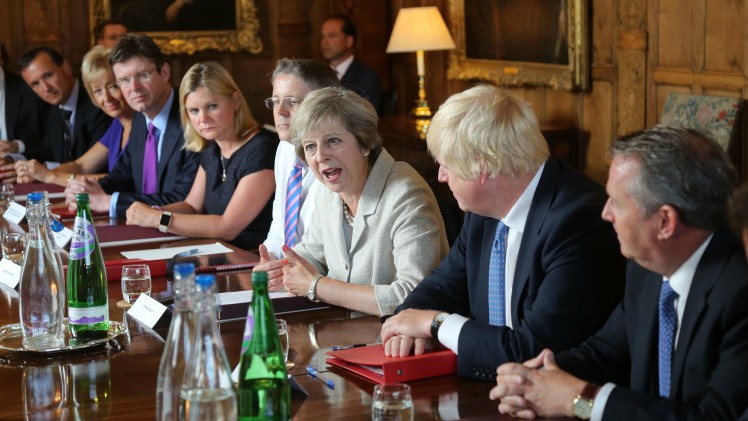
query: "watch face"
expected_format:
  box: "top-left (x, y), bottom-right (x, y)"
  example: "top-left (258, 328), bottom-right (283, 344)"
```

top-left (573, 398), bottom-right (593, 419)
top-left (435, 312), bottom-right (448, 323)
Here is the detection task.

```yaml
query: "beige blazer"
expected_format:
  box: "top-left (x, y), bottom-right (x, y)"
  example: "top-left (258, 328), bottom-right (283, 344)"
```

top-left (294, 149), bottom-right (449, 315)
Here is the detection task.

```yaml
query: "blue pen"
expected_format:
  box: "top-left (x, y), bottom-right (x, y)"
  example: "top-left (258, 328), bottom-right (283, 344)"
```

top-left (306, 366), bottom-right (335, 389)
top-left (174, 248), bottom-right (199, 258)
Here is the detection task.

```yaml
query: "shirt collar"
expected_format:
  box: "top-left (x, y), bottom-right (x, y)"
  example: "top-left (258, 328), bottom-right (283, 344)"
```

top-left (502, 162), bottom-right (545, 234)
top-left (146, 88), bottom-right (174, 136)
top-left (0, 67), bottom-right (5, 88)
top-left (333, 54), bottom-right (355, 79)
top-left (666, 233), bottom-right (713, 306)
top-left (60, 79), bottom-right (79, 112)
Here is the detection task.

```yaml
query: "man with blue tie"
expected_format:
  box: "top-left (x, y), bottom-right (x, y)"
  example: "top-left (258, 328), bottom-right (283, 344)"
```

top-left (491, 126), bottom-right (748, 420)
top-left (64, 34), bottom-right (198, 219)
top-left (259, 58), bottom-right (339, 260)
top-left (381, 85), bottom-right (626, 381)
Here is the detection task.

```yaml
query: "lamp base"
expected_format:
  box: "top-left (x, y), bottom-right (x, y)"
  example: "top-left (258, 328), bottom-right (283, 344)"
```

top-left (411, 100), bottom-right (432, 140)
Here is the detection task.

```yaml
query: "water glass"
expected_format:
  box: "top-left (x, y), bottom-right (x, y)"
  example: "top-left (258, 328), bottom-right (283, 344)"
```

top-left (0, 182), bottom-right (13, 213)
top-left (2, 232), bottom-right (26, 265)
top-left (372, 384), bottom-right (413, 421)
top-left (121, 264), bottom-right (152, 303)
top-left (277, 319), bottom-right (289, 362)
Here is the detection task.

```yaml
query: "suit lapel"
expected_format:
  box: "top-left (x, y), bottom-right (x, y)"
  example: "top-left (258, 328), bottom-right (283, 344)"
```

top-left (510, 161), bottom-right (557, 324)
top-left (349, 150), bottom-right (393, 253)
top-left (5, 77), bottom-right (21, 138)
top-left (479, 217), bottom-right (498, 323)
top-left (630, 271), bottom-right (661, 394)
top-left (670, 230), bottom-right (729, 397)
top-left (156, 99), bottom-right (182, 182)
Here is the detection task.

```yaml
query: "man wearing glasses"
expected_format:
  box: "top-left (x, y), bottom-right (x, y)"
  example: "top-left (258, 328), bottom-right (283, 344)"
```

top-left (18, 46), bottom-right (111, 166)
top-left (259, 58), bottom-right (339, 261)
top-left (65, 34), bottom-right (198, 218)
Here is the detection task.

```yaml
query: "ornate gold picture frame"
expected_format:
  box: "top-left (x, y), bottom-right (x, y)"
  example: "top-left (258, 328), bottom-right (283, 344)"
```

top-left (447, 0), bottom-right (589, 90)
top-left (89, 0), bottom-right (263, 55)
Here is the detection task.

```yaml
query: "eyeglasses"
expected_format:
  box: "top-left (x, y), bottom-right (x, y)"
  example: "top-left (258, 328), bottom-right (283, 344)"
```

top-left (264, 96), bottom-right (301, 110)
top-left (116, 68), bottom-right (158, 87)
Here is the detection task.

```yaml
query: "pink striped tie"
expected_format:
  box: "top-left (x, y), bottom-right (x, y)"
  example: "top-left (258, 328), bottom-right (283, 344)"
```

top-left (284, 161), bottom-right (303, 247)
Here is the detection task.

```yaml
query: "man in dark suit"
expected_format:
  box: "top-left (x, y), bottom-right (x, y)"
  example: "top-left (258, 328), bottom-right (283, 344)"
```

top-left (380, 86), bottom-right (625, 381)
top-left (18, 46), bottom-right (111, 165)
top-left (320, 14), bottom-right (381, 109)
top-left (0, 42), bottom-right (49, 181)
top-left (65, 34), bottom-right (198, 218)
top-left (491, 126), bottom-right (748, 420)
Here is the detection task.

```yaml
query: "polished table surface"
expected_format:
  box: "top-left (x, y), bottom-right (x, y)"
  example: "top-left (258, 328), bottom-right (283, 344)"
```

top-left (0, 216), bottom-right (540, 420)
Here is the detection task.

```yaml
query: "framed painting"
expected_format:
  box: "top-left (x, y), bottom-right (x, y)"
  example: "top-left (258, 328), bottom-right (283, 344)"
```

top-left (447, 0), bottom-right (589, 90)
top-left (89, 0), bottom-right (263, 55)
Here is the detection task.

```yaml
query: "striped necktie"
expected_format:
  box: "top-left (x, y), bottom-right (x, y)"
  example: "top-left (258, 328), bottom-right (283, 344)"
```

top-left (658, 280), bottom-right (678, 398)
top-left (284, 160), bottom-right (303, 247)
top-left (488, 221), bottom-right (509, 326)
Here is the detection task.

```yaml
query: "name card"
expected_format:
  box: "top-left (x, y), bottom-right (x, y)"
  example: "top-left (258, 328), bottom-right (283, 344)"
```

top-left (0, 259), bottom-right (21, 289)
top-left (3, 202), bottom-right (26, 225)
top-left (53, 227), bottom-right (74, 248)
top-left (127, 294), bottom-right (168, 328)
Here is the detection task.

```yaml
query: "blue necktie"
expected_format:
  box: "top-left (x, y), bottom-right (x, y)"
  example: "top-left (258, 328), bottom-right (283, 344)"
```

top-left (488, 221), bottom-right (509, 326)
top-left (658, 280), bottom-right (678, 398)
top-left (284, 160), bottom-right (303, 247)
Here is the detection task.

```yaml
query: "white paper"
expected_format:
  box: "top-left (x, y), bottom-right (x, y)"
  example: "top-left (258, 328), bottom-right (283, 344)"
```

top-left (120, 242), bottom-right (233, 260)
top-left (3, 202), bottom-right (26, 225)
top-left (127, 294), bottom-right (168, 328)
top-left (217, 290), bottom-right (293, 306)
top-left (52, 227), bottom-right (74, 248)
top-left (0, 258), bottom-right (22, 289)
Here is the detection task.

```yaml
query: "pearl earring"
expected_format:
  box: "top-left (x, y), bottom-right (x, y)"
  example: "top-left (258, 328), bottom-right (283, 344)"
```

top-left (363, 151), bottom-right (370, 157)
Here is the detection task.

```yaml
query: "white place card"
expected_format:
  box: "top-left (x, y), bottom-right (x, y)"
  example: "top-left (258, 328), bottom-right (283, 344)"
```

top-left (3, 202), bottom-right (26, 225)
top-left (52, 226), bottom-right (74, 248)
top-left (0, 258), bottom-right (22, 289)
top-left (126, 294), bottom-right (168, 328)
top-left (120, 242), bottom-right (233, 261)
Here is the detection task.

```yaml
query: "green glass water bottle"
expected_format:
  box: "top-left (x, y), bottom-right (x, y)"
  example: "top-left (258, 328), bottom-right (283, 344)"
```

top-left (67, 192), bottom-right (109, 339)
top-left (237, 271), bottom-right (290, 420)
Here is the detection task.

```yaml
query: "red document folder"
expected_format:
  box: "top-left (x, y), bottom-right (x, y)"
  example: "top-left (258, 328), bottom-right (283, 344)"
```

top-left (326, 344), bottom-right (457, 384)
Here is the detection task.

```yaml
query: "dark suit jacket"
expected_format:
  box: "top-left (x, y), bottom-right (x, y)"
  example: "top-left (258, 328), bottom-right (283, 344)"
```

top-left (4, 71), bottom-right (49, 149)
top-left (26, 80), bottom-right (111, 163)
top-left (341, 59), bottom-right (381, 110)
top-left (556, 228), bottom-right (748, 420)
top-left (98, 94), bottom-right (199, 218)
top-left (396, 159), bottom-right (626, 380)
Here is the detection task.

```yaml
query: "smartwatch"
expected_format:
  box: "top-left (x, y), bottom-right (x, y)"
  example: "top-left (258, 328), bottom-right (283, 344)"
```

top-left (159, 211), bottom-right (172, 233)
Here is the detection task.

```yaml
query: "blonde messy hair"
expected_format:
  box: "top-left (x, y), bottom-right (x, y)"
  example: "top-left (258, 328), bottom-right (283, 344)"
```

top-left (427, 85), bottom-right (549, 179)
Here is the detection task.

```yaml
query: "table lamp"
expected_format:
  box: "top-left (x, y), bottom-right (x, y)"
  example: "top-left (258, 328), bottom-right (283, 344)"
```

top-left (386, 6), bottom-right (456, 139)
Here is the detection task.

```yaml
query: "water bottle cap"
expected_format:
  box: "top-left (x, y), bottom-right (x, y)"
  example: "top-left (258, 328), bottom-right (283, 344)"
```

top-left (174, 262), bottom-right (196, 276)
top-left (76, 192), bottom-right (89, 202)
top-left (50, 219), bottom-right (64, 232)
top-left (195, 274), bottom-right (216, 289)
top-left (27, 192), bottom-right (43, 202)
top-left (251, 270), bottom-right (269, 284)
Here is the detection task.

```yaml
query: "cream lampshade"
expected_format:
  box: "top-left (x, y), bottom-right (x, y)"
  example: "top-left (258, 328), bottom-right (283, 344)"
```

top-left (386, 6), bottom-right (456, 139)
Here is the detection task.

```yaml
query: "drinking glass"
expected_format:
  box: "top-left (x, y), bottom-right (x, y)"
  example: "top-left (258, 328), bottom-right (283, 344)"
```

top-left (277, 319), bottom-right (289, 362)
top-left (0, 182), bottom-right (14, 213)
top-left (121, 264), bottom-right (152, 303)
top-left (372, 384), bottom-right (413, 421)
top-left (2, 232), bottom-right (26, 265)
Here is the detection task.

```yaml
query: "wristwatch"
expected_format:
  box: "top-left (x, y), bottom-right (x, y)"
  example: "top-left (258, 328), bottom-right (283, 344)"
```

top-left (572, 383), bottom-right (599, 419)
top-left (307, 274), bottom-right (324, 302)
top-left (158, 211), bottom-right (172, 233)
top-left (430, 312), bottom-right (449, 339)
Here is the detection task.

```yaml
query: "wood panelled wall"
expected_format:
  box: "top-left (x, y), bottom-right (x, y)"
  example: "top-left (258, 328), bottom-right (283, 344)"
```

top-left (3, 0), bottom-right (747, 183)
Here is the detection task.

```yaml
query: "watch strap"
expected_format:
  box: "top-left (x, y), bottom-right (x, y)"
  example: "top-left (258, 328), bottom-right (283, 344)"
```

top-left (307, 274), bottom-right (323, 302)
top-left (159, 211), bottom-right (172, 233)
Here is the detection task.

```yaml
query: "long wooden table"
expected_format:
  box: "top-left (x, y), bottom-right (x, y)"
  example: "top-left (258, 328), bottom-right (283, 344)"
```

top-left (0, 218), bottom-right (528, 420)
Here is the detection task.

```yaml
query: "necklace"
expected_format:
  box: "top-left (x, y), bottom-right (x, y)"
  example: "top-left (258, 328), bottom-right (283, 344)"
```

top-left (343, 201), bottom-right (354, 226)
top-left (219, 156), bottom-right (228, 182)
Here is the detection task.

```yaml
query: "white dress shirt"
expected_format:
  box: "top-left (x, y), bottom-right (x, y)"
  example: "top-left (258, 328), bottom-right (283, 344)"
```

top-left (262, 140), bottom-right (320, 258)
top-left (438, 163), bottom-right (546, 353)
top-left (332, 54), bottom-right (354, 80)
top-left (590, 233), bottom-right (712, 421)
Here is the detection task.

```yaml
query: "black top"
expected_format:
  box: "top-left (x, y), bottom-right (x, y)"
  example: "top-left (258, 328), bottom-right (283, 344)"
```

top-left (200, 128), bottom-right (279, 250)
